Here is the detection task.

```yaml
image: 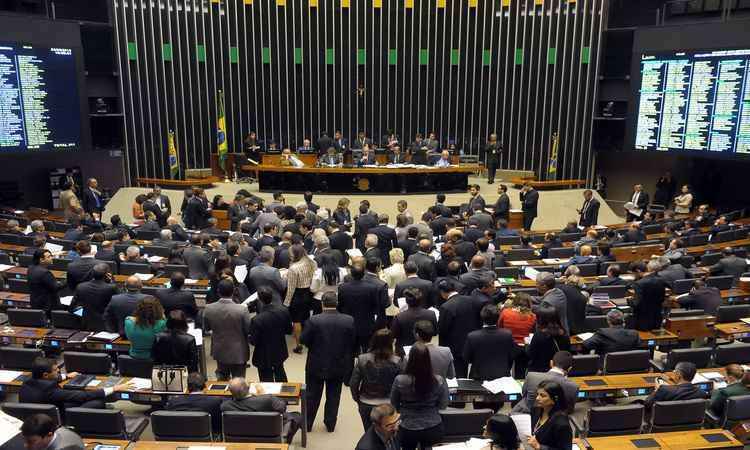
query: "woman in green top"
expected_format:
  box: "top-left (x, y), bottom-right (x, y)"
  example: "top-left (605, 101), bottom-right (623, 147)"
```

top-left (124, 296), bottom-right (166, 359)
top-left (709, 364), bottom-right (750, 418)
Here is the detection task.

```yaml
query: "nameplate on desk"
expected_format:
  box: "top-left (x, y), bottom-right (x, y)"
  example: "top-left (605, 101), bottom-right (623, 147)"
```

top-left (629, 438), bottom-right (660, 448)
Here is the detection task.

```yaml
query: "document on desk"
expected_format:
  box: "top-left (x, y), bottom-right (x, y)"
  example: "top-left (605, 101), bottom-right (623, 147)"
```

top-left (129, 377), bottom-right (153, 391)
top-left (740, 317), bottom-right (750, 325)
top-left (510, 414), bottom-right (531, 441)
top-left (134, 273), bottom-right (154, 281)
top-left (0, 264), bottom-right (14, 272)
top-left (0, 370), bottom-right (24, 383)
top-left (576, 332), bottom-right (595, 341)
top-left (482, 377), bottom-right (522, 395)
top-left (44, 242), bottom-right (64, 254)
top-left (346, 248), bottom-right (363, 259)
top-left (446, 378), bottom-right (459, 388)
top-left (249, 383), bottom-right (282, 395)
top-left (60, 295), bottom-right (74, 306)
top-left (0, 411), bottom-right (22, 446)
top-left (524, 266), bottom-right (540, 279)
top-left (508, 260), bottom-right (529, 267)
top-left (146, 255), bottom-right (162, 263)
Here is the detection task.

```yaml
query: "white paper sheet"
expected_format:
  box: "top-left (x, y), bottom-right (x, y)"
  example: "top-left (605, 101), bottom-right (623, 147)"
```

top-left (147, 255), bottom-right (162, 263)
top-left (446, 378), bottom-right (459, 388)
top-left (0, 411), bottom-right (23, 446)
top-left (0, 370), bottom-right (23, 383)
top-left (23, 225), bottom-right (32, 235)
top-left (576, 332), bottom-right (595, 341)
top-left (129, 377), bottom-right (153, 390)
top-left (0, 264), bottom-right (14, 272)
top-left (509, 260), bottom-right (529, 267)
top-left (740, 317), bottom-right (750, 325)
top-left (524, 266), bottom-right (540, 280)
top-left (187, 326), bottom-right (203, 346)
top-left (44, 242), bottom-right (63, 253)
top-left (234, 264), bottom-right (248, 283)
top-left (184, 278), bottom-right (199, 285)
top-left (242, 292), bottom-right (258, 306)
top-left (482, 377), bottom-right (522, 395)
top-left (346, 248), bottom-right (363, 258)
top-left (60, 295), bottom-right (74, 306)
top-left (91, 331), bottom-right (120, 341)
top-left (134, 273), bottom-right (154, 281)
top-left (510, 414), bottom-right (532, 441)
top-left (249, 382), bottom-right (281, 395)
top-left (397, 297), bottom-right (407, 311)
top-left (403, 346), bottom-right (412, 357)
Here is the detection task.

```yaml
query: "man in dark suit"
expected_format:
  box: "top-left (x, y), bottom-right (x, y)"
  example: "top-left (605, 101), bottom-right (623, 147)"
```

top-left (626, 184), bottom-right (649, 222)
top-left (151, 229), bottom-right (180, 249)
top-left (468, 184), bottom-right (486, 211)
top-left (353, 131), bottom-right (372, 149)
top-left (27, 249), bottom-right (64, 315)
top-left (63, 218), bottom-right (86, 242)
top-left (459, 256), bottom-right (493, 294)
top-left (249, 287), bottom-right (293, 382)
top-left (154, 272), bottom-right (198, 319)
top-left (301, 292), bottom-right (357, 432)
top-left (165, 372), bottom-right (223, 433)
top-left (598, 264), bottom-right (629, 287)
top-left (356, 147), bottom-right (377, 166)
top-left (709, 215), bottom-right (731, 239)
top-left (316, 132), bottom-right (335, 155)
top-left (644, 362), bottom-right (708, 410)
top-left (369, 215), bottom-right (398, 266)
top-left (393, 262), bottom-right (434, 307)
top-left (333, 130), bottom-right (348, 152)
top-left (355, 205), bottom-right (378, 249)
top-left (103, 276), bottom-right (146, 334)
top-left (166, 216), bottom-right (190, 242)
top-left (463, 217), bottom-right (485, 244)
top-left (492, 184), bottom-right (511, 222)
top-left (520, 182), bottom-right (539, 231)
top-left (329, 223), bottom-right (353, 254)
top-left (142, 193), bottom-right (166, 227)
top-left (429, 209), bottom-right (453, 237)
top-left (355, 404), bottom-right (400, 450)
top-left (582, 309), bottom-right (640, 354)
top-left (677, 279), bottom-right (722, 315)
top-left (630, 260), bottom-right (669, 331)
top-left (388, 146), bottom-right (406, 164)
top-left (81, 178), bottom-right (105, 218)
top-left (623, 222), bottom-right (646, 243)
top-left (578, 189), bottom-right (600, 227)
top-left (406, 239), bottom-right (437, 281)
top-left (512, 351), bottom-right (579, 414)
top-left (710, 247), bottom-right (748, 280)
top-left (397, 227), bottom-right (419, 260)
top-left (184, 189), bottom-right (211, 230)
top-left (66, 241), bottom-right (102, 291)
top-left (484, 134), bottom-right (502, 184)
top-left (338, 263), bottom-right (386, 354)
top-left (152, 186), bottom-right (172, 218)
top-left (390, 288), bottom-right (437, 354)
top-left (464, 305), bottom-right (514, 380)
top-left (182, 235), bottom-right (212, 279)
top-left (437, 280), bottom-right (480, 378)
top-left (70, 263), bottom-right (118, 331)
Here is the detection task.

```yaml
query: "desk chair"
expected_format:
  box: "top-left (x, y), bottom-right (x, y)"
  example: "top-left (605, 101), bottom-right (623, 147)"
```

top-left (650, 347), bottom-right (712, 372)
top-left (17, 236), bottom-right (34, 247)
top-left (494, 267), bottom-right (519, 279)
top-left (559, 232), bottom-right (583, 243)
top-left (135, 230), bottom-right (160, 240)
top-left (117, 355), bottom-right (153, 379)
top-left (162, 264), bottom-right (189, 278)
top-left (603, 350), bottom-right (650, 375)
top-left (50, 258), bottom-right (71, 271)
top-left (51, 310), bottom-right (82, 330)
top-left (688, 234), bottom-right (710, 247)
top-left (222, 411), bottom-right (285, 443)
top-left (0, 234), bottom-right (19, 245)
top-left (706, 275), bottom-right (734, 290)
top-left (569, 355), bottom-right (600, 377)
top-left (706, 394), bottom-right (750, 430)
top-left (17, 254), bottom-right (33, 267)
top-left (678, 255), bottom-right (694, 269)
top-left (716, 305), bottom-right (750, 323)
top-left (505, 248), bottom-right (536, 261)
top-left (700, 252), bottom-right (722, 267)
top-left (7, 279), bottom-right (30, 294)
top-left (439, 408), bottom-right (494, 443)
top-left (141, 245), bottom-right (171, 258)
top-left (671, 278), bottom-right (695, 295)
top-left (65, 408), bottom-right (149, 440)
top-left (496, 236), bottom-right (522, 246)
top-left (583, 316), bottom-right (608, 333)
top-left (0, 347), bottom-right (43, 370)
top-left (598, 261), bottom-right (619, 276)
top-left (7, 308), bottom-right (46, 327)
top-left (118, 262), bottom-right (151, 276)
top-left (63, 352), bottom-right (112, 375)
top-left (2, 403), bottom-right (60, 427)
top-left (592, 285), bottom-right (629, 299)
top-left (151, 411), bottom-right (212, 441)
top-left (577, 263), bottom-right (599, 277)
top-left (642, 224), bottom-right (664, 235)
top-left (574, 404), bottom-right (645, 437)
top-left (714, 230), bottom-right (736, 244)
top-left (714, 342), bottom-right (750, 366)
top-left (548, 247), bottom-right (575, 259)
top-left (648, 399), bottom-right (707, 432)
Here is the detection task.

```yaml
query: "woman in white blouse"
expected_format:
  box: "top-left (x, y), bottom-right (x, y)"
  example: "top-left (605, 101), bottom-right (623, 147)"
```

top-left (310, 253), bottom-right (348, 301)
top-left (381, 248), bottom-right (407, 289)
top-left (674, 184), bottom-right (693, 215)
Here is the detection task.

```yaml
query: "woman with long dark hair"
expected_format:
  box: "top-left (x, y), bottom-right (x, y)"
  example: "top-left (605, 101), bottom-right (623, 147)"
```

top-left (124, 296), bottom-right (166, 359)
top-left (350, 329), bottom-right (404, 431)
top-left (528, 380), bottom-right (573, 450)
top-left (483, 414), bottom-right (520, 450)
top-left (390, 342), bottom-right (449, 450)
top-left (285, 244), bottom-right (317, 353)
top-left (526, 307), bottom-right (571, 373)
top-left (310, 253), bottom-right (347, 306)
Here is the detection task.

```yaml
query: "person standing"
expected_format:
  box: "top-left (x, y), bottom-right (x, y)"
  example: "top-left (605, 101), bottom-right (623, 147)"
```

top-left (338, 262), bottom-right (386, 355)
top-left (285, 244), bottom-right (317, 354)
top-left (492, 184), bottom-right (510, 223)
top-left (626, 184), bottom-right (649, 222)
top-left (520, 182), bottom-right (539, 231)
top-left (484, 133), bottom-right (502, 184)
top-left (81, 178), bottom-right (105, 219)
top-left (300, 292), bottom-right (356, 432)
top-left (464, 305), bottom-right (514, 381)
top-left (577, 189), bottom-right (600, 228)
top-left (390, 343), bottom-right (450, 450)
top-left (28, 249), bottom-right (65, 316)
top-left (674, 184), bottom-right (693, 215)
top-left (249, 287), bottom-right (292, 382)
top-left (630, 260), bottom-right (669, 331)
top-left (60, 180), bottom-right (83, 221)
top-left (203, 279), bottom-right (252, 380)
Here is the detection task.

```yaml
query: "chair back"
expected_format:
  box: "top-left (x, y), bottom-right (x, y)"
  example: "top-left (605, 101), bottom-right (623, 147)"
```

top-left (496, 236), bottom-right (522, 246)
top-left (51, 310), bottom-right (82, 330)
top-left (7, 279), bottom-right (30, 294)
top-left (603, 350), bottom-right (650, 374)
top-left (548, 247), bottom-right (574, 259)
top-left (63, 352), bottom-right (112, 375)
top-left (678, 255), bottom-right (694, 269)
top-left (723, 395), bottom-right (750, 429)
top-left (598, 261), bottom-right (619, 275)
top-left (592, 285), bottom-right (628, 299)
top-left (700, 252), bottom-right (721, 266)
top-left (583, 316), bottom-right (608, 333)
top-left (714, 230), bottom-right (736, 243)
top-left (663, 347), bottom-right (713, 371)
top-left (135, 230), bottom-right (160, 240)
top-left (688, 234), bottom-right (710, 247)
top-left (577, 263), bottom-right (599, 277)
top-left (505, 248), bottom-right (535, 261)
top-left (671, 278), bottom-right (695, 295)
top-left (649, 399), bottom-right (707, 432)
top-left (569, 354), bottom-right (600, 377)
top-left (17, 254), bottom-right (33, 267)
top-left (7, 308), bottom-right (47, 327)
top-left (706, 275), bottom-right (734, 290)
top-left (0, 347), bottom-right (43, 370)
top-left (142, 245), bottom-right (172, 258)
top-left (586, 404), bottom-right (645, 437)
top-left (65, 408), bottom-right (127, 439)
top-left (118, 262), bottom-right (151, 276)
top-left (2, 403), bottom-right (60, 427)
top-left (162, 264), bottom-right (189, 277)
top-left (151, 411), bottom-right (212, 441)
top-left (716, 305), bottom-right (750, 323)
top-left (50, 258), bottom-right (71, 271)
top-left (222, 411), bottom-right (283, 443)
top-left (714, 343), bottom-right (750, 366)
top-left (559, 232), bottom-right (583, 243)
top-left (439, 409), bottom-right (495, 443)
top-left (117, 355), bottom-right (154, 378)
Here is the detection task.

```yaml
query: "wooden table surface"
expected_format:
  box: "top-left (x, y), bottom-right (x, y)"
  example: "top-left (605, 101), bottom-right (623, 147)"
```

top-left (583, 429), bottom-right (742, 449)
top-left (83, 439), bottom-right (131, 449)
top-left (247, 164), bottom-right (481, 174)
top-left (714, 321), bottom-right (750, 338)
top-left (131, 442), bottom-right (287, 450)
top-left (570, 329), bottom-right (678, 346)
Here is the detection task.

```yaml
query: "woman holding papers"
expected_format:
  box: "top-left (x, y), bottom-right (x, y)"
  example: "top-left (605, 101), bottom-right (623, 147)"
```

top-left (124, 296), bottom-right (166, 359)
top-left (528, 380), bottom-right (572, 450)
top-left (526, 308), bottom-right (571, 374)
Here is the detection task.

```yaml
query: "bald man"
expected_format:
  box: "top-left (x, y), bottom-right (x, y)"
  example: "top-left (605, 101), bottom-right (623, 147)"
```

top-left (407, 239), bottom-right (437, 281)
top-left (103, 276), bottom-right (146, 334)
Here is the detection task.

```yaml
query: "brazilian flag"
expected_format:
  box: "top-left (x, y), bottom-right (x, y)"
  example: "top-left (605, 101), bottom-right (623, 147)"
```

top-left (168, 130), bottom-right (179, 179)
top-left (217, 90), bottom-right (228, 174)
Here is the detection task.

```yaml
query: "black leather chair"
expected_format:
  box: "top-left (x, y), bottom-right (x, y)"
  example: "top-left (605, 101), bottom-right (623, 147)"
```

top-left (603, 350), bottom-right (650, 375)
top-left (51, 310), bottom-right (82, 330)
top-left (576, 404), bottom-right (645, 437)
top-left (17, 254), bottom-right (33, 267)
top-left (548, 247), bottom-right (575, 259)
top-left (700, 252), bottom-right (721, 266)
top-left (716, 305), bottom-right (750, 323)
top-left (2, 403), bottom-right (60, 427)
top-left (714, 230), bottom-right (736, 243)
top-left (142, 245), bottom-right (171, 258)
top-left (598, 261), bottom-right (619, 276)
top-left (135, 230), bottom-right (160, 240)
top-left (162, 264), bottom-right (190, 277)
top-left (592, 285), bottom-right (629, 299)
top-left (439, 408), bottom-right (494, 443)
top-left (50, 258), bottom-right (71, 271)
top-left (678, 255), bottom-right (694, 269)
top-left (7, 279), bottom-right (30, 294)
top-left (577, 263), bottom-right (599, 277)
top-left (583, 316), bottom-right (608, 333)
top-left (505, 248), bottom-right (536, 261)
top-left (63, 352), bottom-right (112, 375)
top-left (7, 308), bottom-right (47, 327)
top-left (714, 343), bottom-right (750, 366)
top-left (559, 232), bottom-right (583, 243)
top-left (496, 236), bottom-right (522, 246)
top-left (671, 278), bottom-right (695, 295)
top-left (688, 234), bottom-right (710, 247)
top-left (650, 347), bottom-right (712, 372)
top-left (0, 347), bottom-right (43, 370)
top-left (648, 399), bottom-right (707, 432)
top-left (117, 355), bottom-right (153, 378)
top-left (118, 262), bottom-right (152, 276)
top-left (151, 411), bottom-right (212, 441)
top-left (65, 408), bottom-right (149, 440)
top-left (569, 354), bottom-right (600, 377)
top-left (222, 411), bottom-right (285, 443)
top-left (0, 234), bottom-right (19, 245)
top-left (706, 275), bottom-right (734, 290)
top-left (710, 394), bottom-right (750, 429)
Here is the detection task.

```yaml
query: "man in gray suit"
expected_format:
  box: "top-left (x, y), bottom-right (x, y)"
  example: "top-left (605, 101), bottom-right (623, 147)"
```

top-left (103, 276), bottom-right (147, 335)
top-left (532, 272), bottom-right (570, 335)
top-left (406, 239), bottom-right (437, 281)
top-left (710, 247), bottom-right (748, 281)
top-left (412, 320), bottom-right (456, 379)
top-left (21, 413), bottom-right (84, 450)
top-left (182, 234), bottom-right (213, 279)
top-left (512, 351), bottom-right (578, 414)
top-left (203, 279), bottom-right (252, 380)
top-left (248, 246), bottom-right (287, 304)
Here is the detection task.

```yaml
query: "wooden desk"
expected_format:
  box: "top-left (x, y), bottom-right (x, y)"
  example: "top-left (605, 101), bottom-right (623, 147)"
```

top-left (570, 329), bottom-right (679, 351)
top-left (584, 429), bottom-right (742, 449)
top-left (714, 321), bottom-right (750, 339)
top-left (509, 178), bottom-right (587, 190)
top-left (0, 243), bottom-right (27, 254)
top-left (83, 439), bottom-right (130, 449)
top-left (133, 441), bottom-right (287, 450)
top-left (610, 244), bottom-right (665, 263)
top-left (0, 292), bottom-right (30, 308)
top-left (664, 315), bottom-right (716, 340)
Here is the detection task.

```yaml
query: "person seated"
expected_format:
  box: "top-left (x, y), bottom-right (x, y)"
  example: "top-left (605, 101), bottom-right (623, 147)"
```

top-left (694, 204), bottom-right (715, 227)
top-left (709, 247), bottom-right (748, 280)
top-left (220, 377), bottom-right (301, 443)
top-left (320, 147), bottom-right (342, 166)
top-left (357, 146), bottom-right (377, 166)
top-left (118, 245), bottom-right (148, 264)
top-left (137, 211), bottom-right (160, 233)
top-left (644, 361), bottom-right (708, 410)
top-left (622, 222), bottom-right (646, 243)
top-left (598, 264), bottom-right (628, 287)
top-left (21, 413), bottom-right (85, 450)
top-left (495, 219), bottom-right (519, 237)
top-left (124, 296), bottom-right (167, 359)
top-left (574, 229), bottom-right (599, 253)
top-left (165, 372), bottom-right (223, 433)
top-left (355, 403), bottom-right (401, 450)
top-left (561, 245), bottom-right (594, 270)
top-left (154, 310), bottom-right (199, 374)
top-left (676, 220), bottom-right (699, 237)
top-left (640, 211), bottom-right (657, 226)
top-left (434, 150), bottom-right (451, 167)
top-left (63, 218), bottom-right (86, 242)
top-left (708, 364), bottom-right (750, 419)
top-left (482, 414), bottom-right (520, 450)
top-left (677, 278), bottom-right (721, 315)
top-left (560, 221), bottom-right (579, 235)
top-left (539, 233), bottom-right (562, 259)
top-left (596, 242), bottom-right (615, 263)
top-left (528, 380), bottom-right (573, 450)
top-left (3, 219), bottom-right (25, 235)
top-left (513, 351), bottom-right (578, 415)
top-left (155, 272), bottom-right (199, 319)
top-left (582, 309), bottom-right (640, 355)
top-left (297, 138), bottom-right (315, 154)
top-left (20, 357), bottom-right (129, 411)
top-left (279, 148), bottom-right (304, 167)
top-left (388, 145), bottom-right (406, 164)
top-left (662, 238), bottom-right (685, 261)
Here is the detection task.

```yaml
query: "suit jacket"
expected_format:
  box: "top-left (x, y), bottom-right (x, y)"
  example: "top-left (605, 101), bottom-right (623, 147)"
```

top-left (249, 303), bottom-right (292, 368)
top-left (300, 310), bottom-right (356, 379)
top-left (533, 288), bottom-right (570, 335)
top-left (28, 264), bottom-right (63, 313)
top-left (228, 204), bottom-right (248, 230)
top-left (657, 264), bottom-right (689, 287)
top-left (273, 242), bottom-right (292, 269)
top-left (424, 344), bottom-right (456, 379)
top-left (631, 190), bottom-right (650, 210)
top-left (579, 198), bottom-right (600, 227)
top-left (338, 279), bottom-right (386, 338)
top-left (429, 216), bottom-right (451, 237)
top-left (353, 137), bottom-right (372, 149)
top-left (66, 257), bottom-right (101, 291)
top-left (320, 153), bottom-right (342, 166)
top-left (709, 382), bottom-right (750, 417)
top-left (355, 214), bottom-right (378, 248)
top-left (357, 153), bottom-right (377, 166)
top-left (438, 294), bottom-right (481, 357)
top-left (155, 287), bottom-right (198, 319)
top-left (153, 330), bottom-right (198, 372)
top-left (388, 152), bottom-right (406, 164)
top-left (644, 382), bottom-right (708, 409)
top-left (582, 327), bottom-right (641, 355)
top-left (104, 292), bottom-right (145, 334)
top-left (493, 193), bottom-right (510, 220)
top-left (330, 231), bottom-right (353, 255)
top-left (364, 247), bottom-right (382, 264)
top-left (463, 227), bottom-right (484, 244)
top-left (632, 275), bottom-right (669, 331)
top-left (463, 326), bottom-right (514, 380)
top-left (334, 138), bottom-right (348, 152)
top-left (678, 286), bottom-right (722, 315)
top-left (167, 224), bottom-right (189, 242)
top-left (711, 255), bottom-right (748, 279)
top-left (390, 307), bottom-right (437, 352)
top-left (81, 187), bottom-right (104, 215)
top-left (393, 276), bottom-right (434, 307)
top-left (369, 225), bottom-right (398, 266)
top-left (397, 238), bottom-right (419, 260)
top-left (558, 284), bottom-right (587, 335)
top-left (182, 245), bottom-right (212, 279)
top-left (407, 252), bottom-right (437, 281)
top-left (184, 197), bottom-right (211, 230)
top-left (623, 229), bottom-right (647, 243)
top-left (520, 189), bottom-right (539, 218)
top-left (203, 298), bottom-right (252, 365)
top-left (515, 369), bottom-right (579, 414)
top-left (63, 228), bottom-right (86, 242)
top-left (469, 195), bottom-right (486, 211)
top-left (19, 378), bottom-right (105, 411)
top-left (71, 279), bottom-right (119, 331)
top-left (248, 264), bottom-right (286, 300)
top-left (155, 194), bottom-right (172, 217)
top-left (355, 426), bottom-right (390, 450)
top-left (166, 393), bottom-right (223, 432)
top-left (142, 200), bottom-right (166, 227)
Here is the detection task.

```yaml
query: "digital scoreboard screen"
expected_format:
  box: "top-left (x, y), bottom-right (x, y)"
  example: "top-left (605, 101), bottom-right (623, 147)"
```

top-left (0, 42), bottom-right (81, 152)
top-left (634, 48), bottom-right (750, 155)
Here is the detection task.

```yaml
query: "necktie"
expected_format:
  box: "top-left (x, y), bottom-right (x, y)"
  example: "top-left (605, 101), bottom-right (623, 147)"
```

top-left (582, 200), bottom-right (589, 216)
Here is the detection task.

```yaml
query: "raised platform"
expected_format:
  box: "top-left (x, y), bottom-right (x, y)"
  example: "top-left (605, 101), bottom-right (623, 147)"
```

top-left (510, 177), bottom-right (587, 190)
top-left (135, 177), bottom-right (220, 188)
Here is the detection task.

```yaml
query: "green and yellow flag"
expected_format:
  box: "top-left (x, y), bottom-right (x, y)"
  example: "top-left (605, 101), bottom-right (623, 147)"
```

top-left (168, 130), bottom-right (179, 179)
top-left (216, 90), bottom-right (228, 174)
top-left (547, 132), bottom-right (559, 180)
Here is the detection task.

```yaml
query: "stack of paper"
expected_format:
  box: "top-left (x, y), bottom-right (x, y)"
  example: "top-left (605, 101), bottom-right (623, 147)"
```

top-left (346, 248), bottom-right (363, 258)
top-left (524, 266), bottom-right (540, 279)
top-left (134, 273), bottom-right (154, 281)
top-left (129, 377), bottom-right (153, 390)
top-left (446, 378), bottom-right (459, 388)
top-left (482, 377), bottom-right (522, 395)
top-left (0, 370), bottom-right (24, 383)
top-left (249, 383), bottom-right (282, 395)
top-left (44, 242), bottom-right (64, 254)
top-left (510, 414), bottom-right (532, 441)
top-left (740, 317), bottom-right (750, 325)
top-left (184, 278), bottom-right (198, 285)
top-left (147, 255), bottom-right (162, 263)
top-left (576, 332), bottom-right (595, 341)
top-left (187, 325), bottom-right (204, 346)
top-left (242, 292), bottom-right (258, 306)
top-left (0, 411), bottom-right (23, 446)
top-left (0, 264), bottom-right (14, 272)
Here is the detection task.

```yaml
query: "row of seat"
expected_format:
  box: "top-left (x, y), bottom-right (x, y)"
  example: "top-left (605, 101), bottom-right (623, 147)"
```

top-left (0, 346), bottom-right (153, 378)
